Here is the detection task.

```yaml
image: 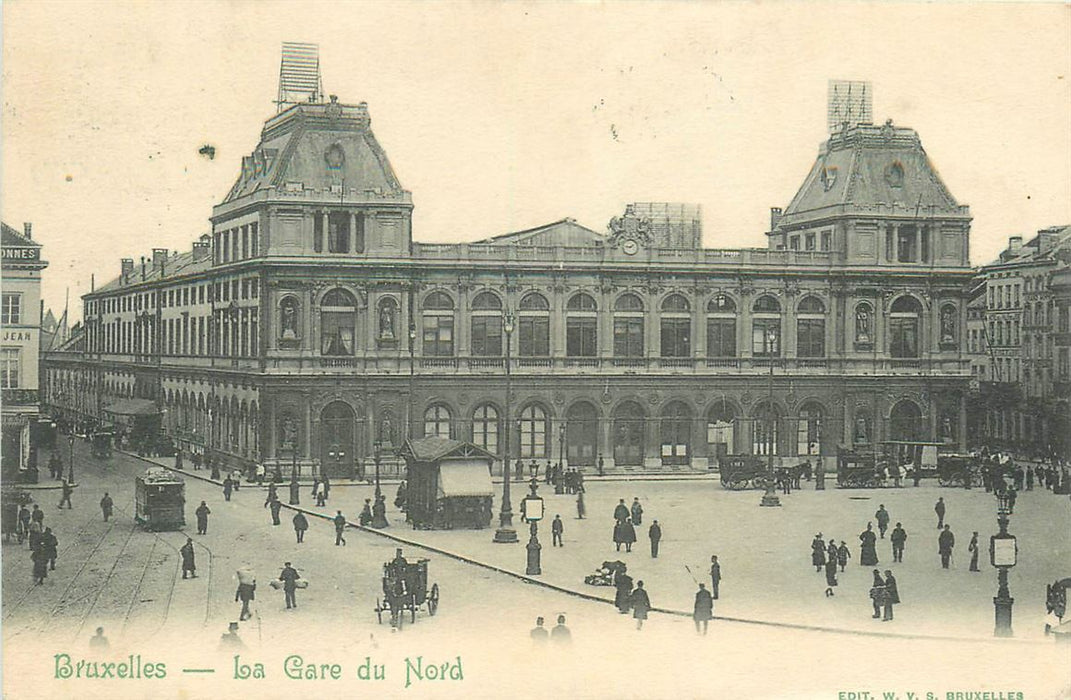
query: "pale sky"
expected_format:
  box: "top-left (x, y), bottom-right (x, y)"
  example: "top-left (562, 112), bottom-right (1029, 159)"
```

top-left (3, 1), bottom-right (1069, 322)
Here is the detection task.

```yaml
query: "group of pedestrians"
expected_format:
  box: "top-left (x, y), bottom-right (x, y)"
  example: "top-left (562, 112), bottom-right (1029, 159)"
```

top-left (17, 503), bottom-right (58, 585)
top-left (529, 614), bottom-right (571, 644)
top-left (610, 498), bottom-right (662, 557)
top-left (810, 533), bottom-right (850, 596)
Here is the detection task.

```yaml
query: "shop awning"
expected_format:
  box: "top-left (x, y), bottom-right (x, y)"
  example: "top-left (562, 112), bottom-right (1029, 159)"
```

top-left (103, 399), bottom-right (159, 416)
top-left (437, 460), bottom-right (493, 498)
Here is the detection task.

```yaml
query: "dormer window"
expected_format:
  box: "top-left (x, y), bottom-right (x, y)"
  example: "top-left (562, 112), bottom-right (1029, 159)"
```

top-left (885, 161), bottom-right (905, 188)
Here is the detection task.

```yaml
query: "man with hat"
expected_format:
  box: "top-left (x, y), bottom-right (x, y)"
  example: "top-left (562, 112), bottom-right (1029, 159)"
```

top-left (279, 562), bottom-right (300, 609)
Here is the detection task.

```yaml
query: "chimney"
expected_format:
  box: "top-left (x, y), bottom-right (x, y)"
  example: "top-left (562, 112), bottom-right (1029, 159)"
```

top-left (770, 207), bottom-right (783, 231)
top-left (140, 256), bottom-right (147, 280)
top-left (23, 222), bottom-right (32, 239)
top-left (152, 248), bottom-right (168, 276)
top-left (192, 240), bottom-right (210, 262)
top-left (1037, 229), bottom-right (1063, 255)
top-left (121, 258), bottom-right (134, 283)
top-left (1008, 236), bottom-right (1023, 254)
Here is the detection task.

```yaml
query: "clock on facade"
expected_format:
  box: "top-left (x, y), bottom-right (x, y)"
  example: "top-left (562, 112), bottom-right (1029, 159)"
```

top-left (622, 239), bottom-right (639, 255)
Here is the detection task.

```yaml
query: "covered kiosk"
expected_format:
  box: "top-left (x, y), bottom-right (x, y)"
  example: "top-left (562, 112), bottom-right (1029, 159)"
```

top-left (103, 399), bottom-right (164, 453)
top-left (399, 437), bottom-right (495, 530)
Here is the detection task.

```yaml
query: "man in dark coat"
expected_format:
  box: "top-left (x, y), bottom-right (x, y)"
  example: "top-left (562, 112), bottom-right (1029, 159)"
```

top-left (99, 492), bottom-right (113, 522)
top-left (235, 579), bottom-right (256, 620)
top-left (576, 490), bottom-right (586, 519)
top-left (874, 504), bottom-right (891, 538)
top-left (859, 523), bottom-right (878, 566)
top-left (631, 580), bottom-right (651, 630)
top-left (882, 570), bottom-right (899, 621)
top-left (333, 510), bottom-right (347, 546)
top-left (613, 499), bottom-right (629, 523)
top-left (551, 614), bottom-right (571, 644)
top-left (530, 617), bottom-right (548, 643)
top-left (938, 525), bottom-right (955, 569)
top-left (693, 583), bottom-right (714, 634)
top-left (869, 570), bottom-right (886, 619)
top-left (620, 518), bottom-right (636, 553)
top-left (293, 511), bottom-right (308, 543)
top-left (630, 498), bottom-right (643, 526)
top-left (551, 514), bottom-right (564, 547)
top-left (222, 476), bottom-right (233, 501)
top-left (31, 546), bottom-right (49, 584)
top-left (17, 505), bottom-right (30, 544)
top-left (42, 527), bottom-right (59, 571)
top-left (279, 562), bottom-right (300, 609)
top-left (709, 555), bottom-right (721, 599)
top-left (288, 476), bottom-right (301, 505)
top-left (648, 520), bottom-right (662, 558)
top-left (935, 497), bottom-right (946, 529)
top-left (811, 533), bottom-right (826, 572)
top-left (180, 538), bottom-right (197, 579)
top-left (890, 523), bottom-right (907, 563)
top-left (58, 479), bottom-right (74, 509)
top-left (265, 482), bottom-right (278, 507)
top-left (268, 496), bottom-right (282, 526)
top-left (968, 531), bottom-right (980, 571)
top-left (614, 568), bottom-right (633, 613)
top-left (195, 501), bottom-right (211, 535)
top-left (824, 555), bottom-right (838, 596)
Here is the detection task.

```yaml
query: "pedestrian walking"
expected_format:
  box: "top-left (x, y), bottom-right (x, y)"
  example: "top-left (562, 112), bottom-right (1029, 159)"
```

top-left (935, 497), bottom-right (946, 529)
top-left (89, 627), bottom-right (109, 649)
top-left (551, 614), bottom-right (571, 644)
top-left (289, 476), bottom-right (300, 506)
top-left (1026, 465), bottom-right (1034, 491)
top-left (530, 617), bottom-right (549, 643)
top-left (613, 499), bottom-right (629, 523)
top-left (31, 546), bottom-right (49, 584)
top-left (235, 575), bottom-right (256, 621)
top-left (180, 538), bottom-right (197, 579)
top-left (359, 499), bottom-right (373, 526)
top-left (890, 523), bottom-right (907, 563)
top-left (621, 518), bottom-right (636, 552)
top-left (28, 519), bottom-right (43, 553)
top-left (551, 514), bottom-right (564, 547)
top-left (597, 454), bottom-right (605, 477)
top-left (279, 561), bottom-right (300, 609)
top-left (99, 492), bottom-right (113, 522)
top-left (576, 489), bottom-right (586, 519)
top-left (859, 523), bottom-right (878, 566)
top-left (58, 479), bottom-right (74, 509)
top-left (17, 505), bottom-right (30, 544)
top-left (1007, 486), bottom-right (1017, 514)
top-left (648, 520), bottom-right (662, 558)
top-left (630, 498), bottom-right (643, 526)
top-left (192, 501), bottom-right (209, 535)
top-left (693, 583), bottom-right (714, 634)
top-left (223, 476), bottom-right (233, 501)
top-left (314, 480), bottom-right (326, 507)
top-left (264, 482), bottom-right (278, 507)
top-left (811, 533), bottom-right (826, 572)
top-left (968, 531), bottom-right (980, 572)
top-left (614, 568), bottom-right (633, 614)
top-left (293, 511), bottom-right (308, 543)
top-left (255, 464), bottom-right (266, 485)
top-left (875, 504), bottom-right (890, 538)
top-left (824, 555), bottom-right (838, 596)
top-left (268, 497), bottom-right (282, 526)
top-left (631, 580), bottom-right (651, 630)
top-left (938, 525), bottom-right (955, 569)
top-left (42, 527), bottom-right (58, 570)
top-left (709, 555), bottom-right (721, 599)
top-left (333, 510), bottom-right (347, 546)
top-left (826, 538), bottom-right (838, 567)
top-left (882, 570), bottom-right (899, 621)
top-left (869, 570), bottom-right (886, 619)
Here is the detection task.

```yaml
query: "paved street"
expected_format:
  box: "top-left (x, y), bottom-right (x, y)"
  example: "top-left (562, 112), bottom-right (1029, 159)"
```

top-left (3, 438), bottom-right (1069, 698)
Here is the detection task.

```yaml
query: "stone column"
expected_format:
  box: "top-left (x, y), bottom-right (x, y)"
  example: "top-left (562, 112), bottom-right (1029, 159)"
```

top-left (320, 211), bottom-right (329, 253)
top-left (349, 212), bottom-right (358, 254)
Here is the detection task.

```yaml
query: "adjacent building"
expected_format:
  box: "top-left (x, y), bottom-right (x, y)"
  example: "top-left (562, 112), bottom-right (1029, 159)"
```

top-left (2, 222), bottom-right (48, 476)
top-left (42, 61), bottom-right (976, 478)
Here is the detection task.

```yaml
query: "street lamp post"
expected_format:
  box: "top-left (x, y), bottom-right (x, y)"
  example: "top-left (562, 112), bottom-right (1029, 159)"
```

top-left (521, 479), bottom-right (544, 575)
top-left (760, 328), bottom-right (781, 507)
top-left (372, 439), bottom-right (389, 528)
top-left (991, 490), bottom-right (1017, 637)
top-left (67, 434), bottom-right (75, 483)
top-left (373, 439), bottom-right (383, 501)
top-left (408, 324), bottom-right (417, 442)
top-left (494, 311), bottom-right (518, 544)
top-left (558, 423), bottom-right (565, 471)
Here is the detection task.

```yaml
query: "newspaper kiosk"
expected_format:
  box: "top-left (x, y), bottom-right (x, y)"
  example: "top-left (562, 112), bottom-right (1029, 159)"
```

top-left (399, 437), bottom-right (495, 530)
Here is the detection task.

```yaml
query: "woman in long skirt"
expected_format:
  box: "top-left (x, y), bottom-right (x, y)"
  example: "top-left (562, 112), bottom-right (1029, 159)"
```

top-left (824, 556), bottom-right (839, 597)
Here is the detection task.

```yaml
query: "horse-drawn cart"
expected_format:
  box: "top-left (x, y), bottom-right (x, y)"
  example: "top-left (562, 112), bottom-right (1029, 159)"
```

top-left (374, 551), bottom-right (439, 628)
top-left (836, 446), bottom-right (882, 488)
top-left (719, 455), bottom-right (772, 490)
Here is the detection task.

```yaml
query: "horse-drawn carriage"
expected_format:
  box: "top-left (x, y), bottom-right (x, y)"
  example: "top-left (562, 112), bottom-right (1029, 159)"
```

top-left (937, 453), bottom-right (977, 487)
top-left (719, 455), bottom-right (772, 490)
top-left (374, 551), bottom-right (439, 628)
top-left (836, 445), bottom-right (883, 488)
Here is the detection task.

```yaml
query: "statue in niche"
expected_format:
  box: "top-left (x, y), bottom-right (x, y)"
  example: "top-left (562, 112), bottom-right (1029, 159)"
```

top-left (280, 415), bottom-right (298, 451)
top-left (380, 413), bottom-right (394, 447)
top-left (941, 416), bottom-right (954, 442)
top-left (280, 298), bottom-right (299, 340)
top-left (854, 416), bottom-right (870, 444)
top-left (941, 307), bottom-right (956, 343)
top-left (855, 305), bottom-right (872, 343)
top-left (379, 302), bottom-right (396, 340)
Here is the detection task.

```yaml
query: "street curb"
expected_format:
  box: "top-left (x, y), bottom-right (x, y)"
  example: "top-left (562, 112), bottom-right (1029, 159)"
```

top-left (123, 449), bottom-right (1051, 647)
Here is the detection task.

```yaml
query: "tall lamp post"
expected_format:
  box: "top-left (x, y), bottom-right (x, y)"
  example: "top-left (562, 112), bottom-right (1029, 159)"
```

top-left (408, 324), bottom-right (417, 442)
top-left (521, 479), bottom-right (544, 575)
top-left (558, 423), bottom-right (566, 471)
top-left (991, 490), bottom-right (1017, 637)
top-left (494, 311), bottom-right (518, 543)
top-left (67, 433), bottom-right (75, 483)
top-left (373, 439), bottom-right (383, 501)
top-left (760, 328), bottom-right (781, 507)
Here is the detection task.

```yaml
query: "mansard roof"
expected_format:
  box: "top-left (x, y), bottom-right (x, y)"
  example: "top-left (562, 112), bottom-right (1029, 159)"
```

top-left (470, 218), bottom-right (605, 247)
top-left (221, 98), bottom-right (406, 205)
top-left (778, 121), bottom-right (966, 229)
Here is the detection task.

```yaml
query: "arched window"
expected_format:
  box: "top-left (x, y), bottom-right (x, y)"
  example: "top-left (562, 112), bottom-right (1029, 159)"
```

top-left (423, 404), bottom-right (453, 439)
top-left (889, 296), bottom-right (922, 358)
top-left (752, 295), bottom-right (781, 357)
top-left (422, 292), bottom-right (455, 357)
top-left (519, 404), bottom-right (549, 459)
top-left (613, 294), bottom-right (645, 359)
top-left (320, 288), bottom-right (356, 356)
top-left (566, 401), bottom-right (598, 465)
top-left (519, 293), bottom-right (550, 357)
top-left (706, 295), bottom-right (737, 358)
top-left (797, 296), bottom-right (826, 358)
top-left (660, 295), bottom-right (691, 358)
top-left (796, 402), bottom-right (824, 455)
top-left (660, 401), bottom-right (692, 464)
top-left (706, 399), bottom-right (738, 456)
top-left (471, 404), bottom-right (499, 454)
top-left (612, 401), bottom-right (645, 466)
top-left (889, 400), bottom-right (922, 441)
top-left (566, 293), bottom-right (597, 358)
top-left (470, 292), bottom-right (503, 357)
